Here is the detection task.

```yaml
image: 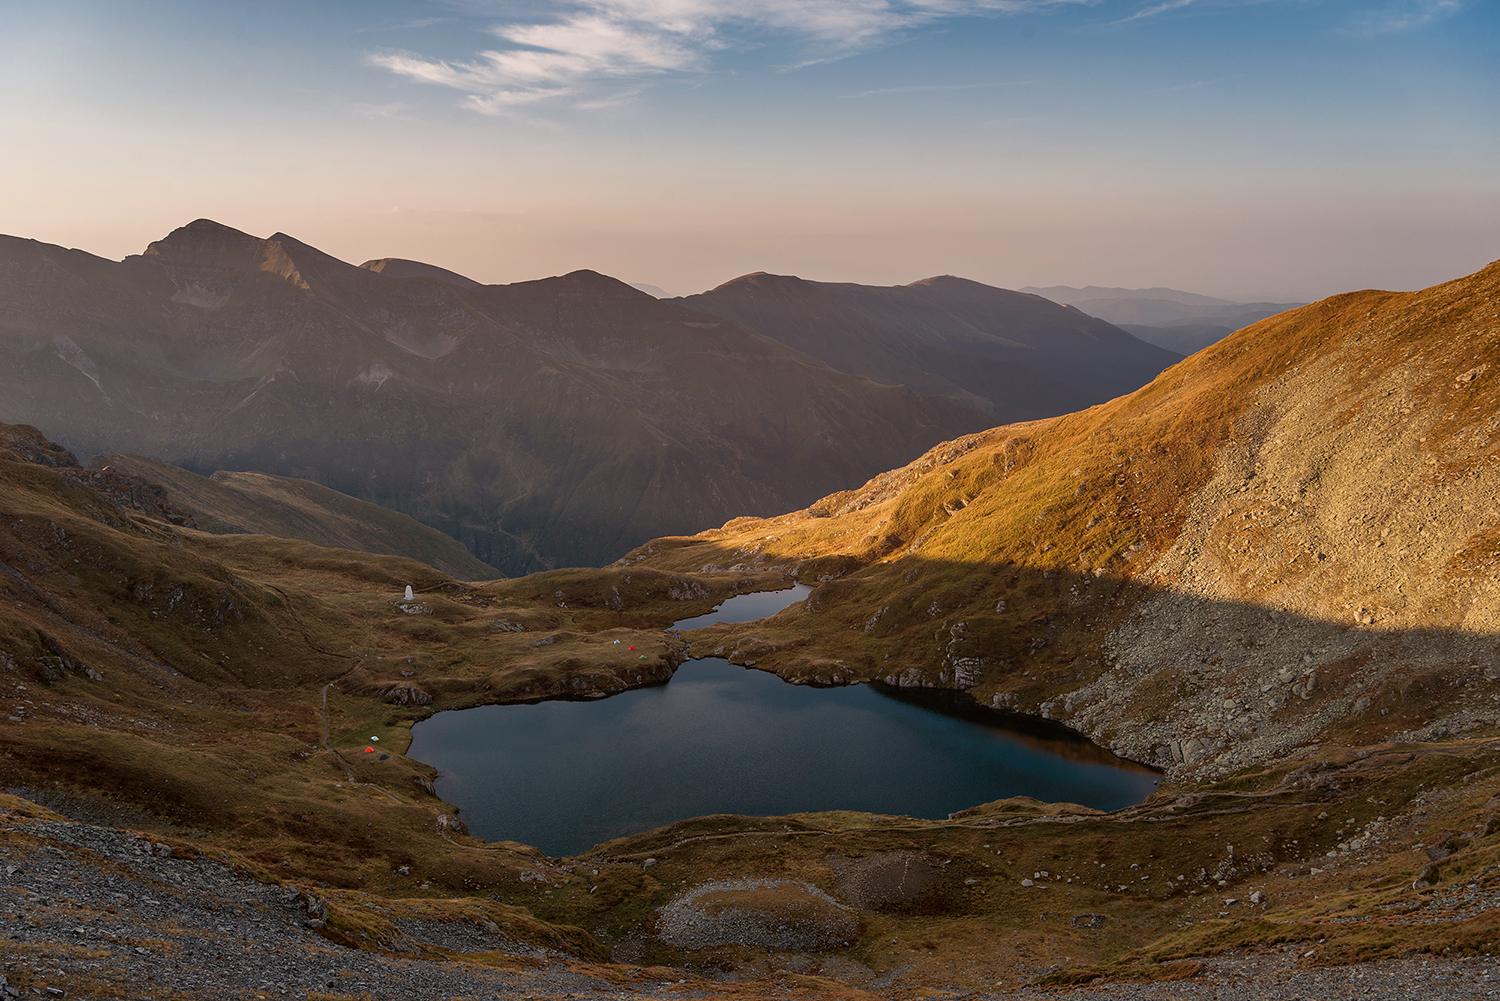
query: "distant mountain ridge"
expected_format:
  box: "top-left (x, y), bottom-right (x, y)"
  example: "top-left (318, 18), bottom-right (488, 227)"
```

top-left (677, 272), bottom-right (1180, 416)
top-left (0, 220), bottom-right (991, 574)
top-left (1020, 284), bottom-right (1235, 307)
top-left (1022, 284), bottom-right (1306, 355)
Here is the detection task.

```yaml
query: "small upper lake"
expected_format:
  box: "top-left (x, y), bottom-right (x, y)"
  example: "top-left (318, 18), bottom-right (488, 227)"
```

top-left (406, 585), bottom-right (1159, 857)
top-left (668, 582), bottom-right (813, 630)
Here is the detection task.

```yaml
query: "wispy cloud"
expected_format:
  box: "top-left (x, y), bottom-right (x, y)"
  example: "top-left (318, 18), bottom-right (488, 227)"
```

top-left (1113, 0), bottom-right (1198, 24)
top-left (1348, 0), bottom-right (1466, 34)
top-left (369, 0), bottom-right (1093, 114)
top-left (354, 16), bottom-right (451, 34)
top-left (1116, 0), bottom-right (1467, 29)
top-left (351, 101), bottom-right (413, 119)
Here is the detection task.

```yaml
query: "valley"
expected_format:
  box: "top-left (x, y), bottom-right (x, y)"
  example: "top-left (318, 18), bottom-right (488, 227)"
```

top-left (0, 257), bottom-right (1497, 998)
top-left (0, 221), bottom-right (1176, 578)
top-left (1021, 285), bottom-right (1308, 357)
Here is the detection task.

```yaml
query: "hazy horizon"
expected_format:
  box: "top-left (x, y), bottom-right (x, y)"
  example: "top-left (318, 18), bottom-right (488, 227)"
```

top-left (4, 0), bottom-right (1496, 302)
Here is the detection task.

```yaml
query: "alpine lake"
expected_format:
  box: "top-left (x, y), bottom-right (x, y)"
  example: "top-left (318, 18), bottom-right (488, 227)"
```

top-left (407, 584), bottom-right (1160, 857)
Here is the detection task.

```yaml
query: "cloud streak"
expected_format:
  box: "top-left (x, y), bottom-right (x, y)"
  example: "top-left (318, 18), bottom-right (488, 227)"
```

top-left (1348, 0), bottom-right (1466, 34)
top-left (1113, 0), bottom-right (1198, 24)
top-left (370, 0), bottom-right (1092, 114)
top-left (1114, 0), bottom-right (1467, 29)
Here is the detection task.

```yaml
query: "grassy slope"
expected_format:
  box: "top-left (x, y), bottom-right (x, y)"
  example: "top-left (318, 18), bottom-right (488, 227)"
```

top-left (93, 451), bottom-right (501, 580)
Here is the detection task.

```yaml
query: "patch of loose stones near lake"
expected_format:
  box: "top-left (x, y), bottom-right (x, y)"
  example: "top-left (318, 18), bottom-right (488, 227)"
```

top-left (2, 806), bottom-right (1498, 1001)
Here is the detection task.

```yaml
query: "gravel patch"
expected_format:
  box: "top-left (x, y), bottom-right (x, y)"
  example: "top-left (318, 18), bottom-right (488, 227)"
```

top-left (1004, 949), bottom-right (1500, 1001)
top-left (825, 851), bottom-right (939, 910)
top-left (1392, 876), bottom-right (1500, 925)
top-left (656, 879), bottom-right (861, 950)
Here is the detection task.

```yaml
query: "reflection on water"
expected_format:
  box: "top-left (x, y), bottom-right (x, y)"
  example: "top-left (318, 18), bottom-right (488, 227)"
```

top-left (670, 583), bottom-right (813, 631)
top-left (867, 684), bottom-right (1157, 773)
top-left (408, 658), bottom-right (1160, 857)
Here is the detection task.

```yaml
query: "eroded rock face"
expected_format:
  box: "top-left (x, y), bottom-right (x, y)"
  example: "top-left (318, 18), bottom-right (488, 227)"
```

top-left (0, 423), bottom-right (82, 468)
top-left (1, 423), bottom-right (196, 527)
top-left (655, 879), bottom-right (861, 950)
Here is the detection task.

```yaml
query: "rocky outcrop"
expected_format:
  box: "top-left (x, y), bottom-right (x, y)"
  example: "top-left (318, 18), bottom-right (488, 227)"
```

top-left (1, 424), bottom-right (195, 527)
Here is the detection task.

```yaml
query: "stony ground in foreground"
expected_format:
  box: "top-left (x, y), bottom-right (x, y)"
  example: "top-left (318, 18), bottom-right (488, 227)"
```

top-left (2, 806), bottom-right (1497, 1001)
top-left (1029, 951), bottom-right (1500, 1000)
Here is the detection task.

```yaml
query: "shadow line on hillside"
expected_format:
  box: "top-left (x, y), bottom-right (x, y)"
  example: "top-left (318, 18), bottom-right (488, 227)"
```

top-left (502, 545), bottom-right (1500, 778)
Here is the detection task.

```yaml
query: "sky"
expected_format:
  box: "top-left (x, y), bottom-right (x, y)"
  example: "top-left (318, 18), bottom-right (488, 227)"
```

top-left (1, 0), bottom-right (1496, 300)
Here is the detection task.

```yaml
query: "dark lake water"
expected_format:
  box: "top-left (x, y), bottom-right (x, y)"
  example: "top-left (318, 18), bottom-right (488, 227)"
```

top-left (668, 582), bottom-right (813, 630)
top-left (406, 585), bottom-right (1159, 857)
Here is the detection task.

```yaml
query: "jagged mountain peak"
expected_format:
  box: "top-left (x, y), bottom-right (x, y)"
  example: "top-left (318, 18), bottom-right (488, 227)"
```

top-left (261, 231), bottom-right (378, 287)
top-left (141, 218), bottom-right (267, 266)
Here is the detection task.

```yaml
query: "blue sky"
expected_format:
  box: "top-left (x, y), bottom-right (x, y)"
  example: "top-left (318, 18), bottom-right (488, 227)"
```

top-left (2, 0), bottom-right (1495, 298)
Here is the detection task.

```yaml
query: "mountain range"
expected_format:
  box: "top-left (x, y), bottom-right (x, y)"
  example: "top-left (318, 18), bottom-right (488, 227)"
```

top-left (676, 272), bottom-right (1180, 415)
top-left (1024, 284), bottom-right (1306, 355)
top-left (0, 221), bottom-right (1180, 574)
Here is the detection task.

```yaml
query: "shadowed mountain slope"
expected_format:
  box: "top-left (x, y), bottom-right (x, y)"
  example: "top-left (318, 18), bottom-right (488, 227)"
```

top-left (1117, 309), bottom-right (1306, 357)
top-left (623, 260), bottom-right (1500, 778)
top-left (0, 220), bottom-right (991, 574)
top-left (1076, 298), bottom-right (1301, 328)
top-left (91, 452), bottom-right (500, 580)
top-left (1117, 321), bottom-right (1242, 356)
top-left (677, 272), bottom-right (1181, 415)
top-left (358, 256), bottom-right (482, 287)
top-left (1021, 284), bottom-right (1237, 307)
